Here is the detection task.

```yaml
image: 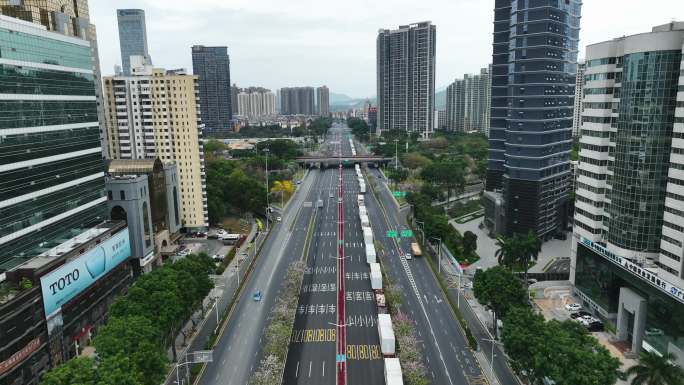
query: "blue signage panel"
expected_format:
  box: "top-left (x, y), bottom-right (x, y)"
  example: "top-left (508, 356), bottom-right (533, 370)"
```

top-left (40, 229), bottom-right (131, 318)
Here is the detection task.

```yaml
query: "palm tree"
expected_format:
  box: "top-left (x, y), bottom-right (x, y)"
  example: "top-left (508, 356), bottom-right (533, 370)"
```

top-left (495, 235), bottom-right (517, 269)
top-left (627, 351), bottom-right (684, 385)
top-left (519, 230), bottom-right (541, 285)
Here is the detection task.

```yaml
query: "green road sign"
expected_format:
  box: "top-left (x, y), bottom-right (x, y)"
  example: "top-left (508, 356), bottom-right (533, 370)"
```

top-left (393, 191), bottom-right (406, 197)
top-left (400, 230), bottom-right (413, 238)
top-left (386, 230), bottom-right (398, 239)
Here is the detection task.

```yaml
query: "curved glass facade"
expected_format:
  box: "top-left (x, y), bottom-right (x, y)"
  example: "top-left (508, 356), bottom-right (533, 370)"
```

top-left (607, 50), bottom-right (682, 251)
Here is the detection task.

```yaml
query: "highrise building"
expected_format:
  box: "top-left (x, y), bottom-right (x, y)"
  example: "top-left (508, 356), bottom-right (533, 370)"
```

top-left (571, 62), bottom-right (586, 137)
top-left (0, 7), bottom-right (134, 385)
top-left (377, 21), bottom-right (436, 138)
top-left (0, 0), bottom-right (108, 156)
top-left (446, 67), bottom-right (491, 134)
top-left (484, 0), bottom-right (581, 238)
top-left (0, 7), bottom-right (107, 272)
top-left (571, 22), bottom-right (684, 365)
top-left (191, 45), bottom-right (233, 135)
top-left (104, 58), bottom-right (208, 229)
top-left (236, 89), bottom-right (276, 119)
top-left (317, 85), bottom-right (330, 116)
top-left (231, 84), bottom-right (239, 114)
top-left (280, 87), bottom-right (315, 115)
top-left (116, 9), bottom-right (152, 75)
top-left (446, 79), bottom-right (465, 132)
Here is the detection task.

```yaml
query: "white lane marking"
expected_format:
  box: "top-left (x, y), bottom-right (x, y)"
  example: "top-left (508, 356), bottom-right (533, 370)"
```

top-left (295, 361), bottom-right (300, 378)
top-left (308, 361), bottom-right (312, 377)
top-left (322, 360), bottom-right (326, 377)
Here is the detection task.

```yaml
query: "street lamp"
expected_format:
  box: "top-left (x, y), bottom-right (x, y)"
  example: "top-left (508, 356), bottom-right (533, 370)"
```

top-left (416, 221), bottom-right (425, 245)
top-left (482, 338), bottom-right (503, 385)
top-left (429, 236), bottom-right (443, 275)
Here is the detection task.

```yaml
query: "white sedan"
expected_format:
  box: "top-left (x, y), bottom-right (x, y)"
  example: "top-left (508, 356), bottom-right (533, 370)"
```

top-left (565, 303), bottom-right (582, 312)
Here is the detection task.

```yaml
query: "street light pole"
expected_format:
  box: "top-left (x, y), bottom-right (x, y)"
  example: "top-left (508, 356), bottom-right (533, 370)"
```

top-left (416, 221), bottom-right (425, 245)
top-left (483, 338), bottom-right (501, 385)
top-left (429, 236), bottom-right (443, 276)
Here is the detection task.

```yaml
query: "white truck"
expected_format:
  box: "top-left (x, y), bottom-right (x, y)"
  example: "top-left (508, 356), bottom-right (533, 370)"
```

top-left (360, 214), bottom-right (370, 227)
top-left (365, 243), bottom-right (377, 264)
top-left (362, 226), bottom-right (373, 245)
top-left (359, 206), bottom-right (368, 218)
top-left (359, 183), bottom-right (366, 194)
top-left (370, 263), bottom-right (382, 290)
top-left (384, 358), bottom-right (403, 385)
top-left (378, 314), bottom-right (396, 356)
top-left (357, 194), bottom-right (365, 206)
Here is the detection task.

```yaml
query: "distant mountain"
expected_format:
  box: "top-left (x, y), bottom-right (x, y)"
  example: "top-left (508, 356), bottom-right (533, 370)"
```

top-left (329, 86), bottom-right (449, 112)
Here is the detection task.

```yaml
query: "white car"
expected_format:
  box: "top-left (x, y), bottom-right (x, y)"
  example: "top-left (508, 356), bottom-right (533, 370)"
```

top-left (276, 216), bottom-right (282, 222)
top-left (405, 253), bottom-right (412, 260)
top-left (565, 303), bottom-right (582, 312)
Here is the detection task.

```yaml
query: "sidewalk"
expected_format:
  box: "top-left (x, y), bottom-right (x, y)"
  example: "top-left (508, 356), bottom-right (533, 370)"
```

top-left (165, 221), bottom-right (263, 385)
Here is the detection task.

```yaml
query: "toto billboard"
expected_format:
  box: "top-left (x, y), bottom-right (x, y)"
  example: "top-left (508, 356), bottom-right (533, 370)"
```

top-left (40, 229), bottom-right (131, 319)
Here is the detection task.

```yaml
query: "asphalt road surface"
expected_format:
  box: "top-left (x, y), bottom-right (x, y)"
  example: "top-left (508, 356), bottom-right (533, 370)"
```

top-left (283, 127), bottom-right (384, 385)
top-left (197, 165), bottom-right (322, 385)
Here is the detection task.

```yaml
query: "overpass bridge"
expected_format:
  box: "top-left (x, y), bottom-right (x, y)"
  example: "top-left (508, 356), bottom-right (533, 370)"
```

top-left (295, 155), bottom-right (393, 168)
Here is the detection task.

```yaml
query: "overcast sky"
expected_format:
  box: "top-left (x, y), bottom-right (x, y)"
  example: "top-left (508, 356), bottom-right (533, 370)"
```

top-left (90, 0), bottom-right (684, 98)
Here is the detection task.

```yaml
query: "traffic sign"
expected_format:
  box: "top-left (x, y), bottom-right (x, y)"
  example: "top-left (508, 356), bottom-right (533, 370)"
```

top-left (392, 191), bottom-right (406, 197)
top-left (386, 230), bottom-right (398, 239)
top-left (400, 230), bottom-right (413, 238)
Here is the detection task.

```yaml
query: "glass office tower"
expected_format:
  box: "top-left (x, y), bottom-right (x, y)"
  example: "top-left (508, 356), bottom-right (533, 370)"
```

top-left (486, 0), bottom-right (582, 238)
top-left (117, 9), bottom-right (152, 75)
top-left (191, 45), bottom-right (233, 135)
top-left (0, 15), bottom-right (106, 272)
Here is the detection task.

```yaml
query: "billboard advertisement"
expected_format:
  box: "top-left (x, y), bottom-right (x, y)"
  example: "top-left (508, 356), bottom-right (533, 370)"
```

top-left (40, 229), bottom-right (131, 320)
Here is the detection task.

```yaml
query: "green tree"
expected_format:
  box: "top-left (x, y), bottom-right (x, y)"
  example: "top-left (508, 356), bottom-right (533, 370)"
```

top-left (41, 357), bottom-right (98, 385)
top-left (473, 266), bottom-right (527, 336)
top-left (462, 231), bottom-right (478, 257)
top-left (518, 231), bottom-right (541, 285)
top-left (93, 316), bottom-right (166, 385)
top-left (204, 139), bottom-right (226, 154)
top-left (494, 235), bottom-right (518, 269)
top-left (627, 351), bottom-right (684, 385)
top-left (403, 152), bottom-right (432, 170)
top-left (95, 355), bottom-right (144, 385)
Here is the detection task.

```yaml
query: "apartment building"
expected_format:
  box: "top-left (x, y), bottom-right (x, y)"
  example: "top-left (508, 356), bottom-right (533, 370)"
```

top-left (377, 21), bottom-right (436, 138)
top-left (104, 58), bottom-right (208, 229)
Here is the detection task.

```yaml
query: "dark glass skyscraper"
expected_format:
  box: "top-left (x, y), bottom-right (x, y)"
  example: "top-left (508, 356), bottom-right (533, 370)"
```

top-left (486, 0), bottom-right (582, 238)
top-left (117, 9), bottom-right (152, 75)
top-left (192, 46), bottom-right (233, 135)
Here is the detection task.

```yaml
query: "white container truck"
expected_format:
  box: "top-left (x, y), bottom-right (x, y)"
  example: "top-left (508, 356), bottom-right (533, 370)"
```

top-left (384, 358), bottom-right (403, 385)
top-left (365, 243), bottom-right (377, 264)
top-left (359, 206), bottom-right (368, 217)
top-left (378, 314), bottom-right (396, 356)
top-left (360, 214), bottom-right (370, 227)
top-left (370, 263), bottom-right (382, 290)
top-left (358, 194), bottom-right (365, 206)
top-left (363, 226), bottom-right (373, 245)
top-left (360, 183), bottom-right (366, 194)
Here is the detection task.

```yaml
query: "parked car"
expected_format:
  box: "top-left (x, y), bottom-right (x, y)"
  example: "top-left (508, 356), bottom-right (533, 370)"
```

top-left (570, 311), bottom-right (592, 319)
top-left (645, 328), bottom-right (664, 336)
top-left (587, 321), bottom-right (604, 332)
top-left (253, 290), bottom-right (262, 302)
top-left (212, 254), bottom-right (223, 261)
top-left (565, 303), bottom-right (582, 312)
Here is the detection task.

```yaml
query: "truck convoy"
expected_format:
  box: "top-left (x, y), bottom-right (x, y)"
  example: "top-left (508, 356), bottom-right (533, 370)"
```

top-left (370, 263), bottom-right (382, 290)
top-left (378, 314), bottom-right (396, 356)
top-left (384, 358), bottom-right (404, 385)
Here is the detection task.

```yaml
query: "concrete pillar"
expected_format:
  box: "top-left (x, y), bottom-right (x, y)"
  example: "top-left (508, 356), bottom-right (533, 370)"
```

top-left (617, 287), bottom-right (647, 356)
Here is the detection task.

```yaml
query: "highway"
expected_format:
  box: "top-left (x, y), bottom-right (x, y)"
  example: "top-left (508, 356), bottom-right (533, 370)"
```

top-left (283, 126), bottom-right (384, 385)
top-left (196, 157), bottom-right (324, 385)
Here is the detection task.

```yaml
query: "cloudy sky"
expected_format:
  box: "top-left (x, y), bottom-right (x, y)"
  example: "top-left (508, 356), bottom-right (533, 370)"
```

top-left (90, 0), bottom-right (684, 98)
